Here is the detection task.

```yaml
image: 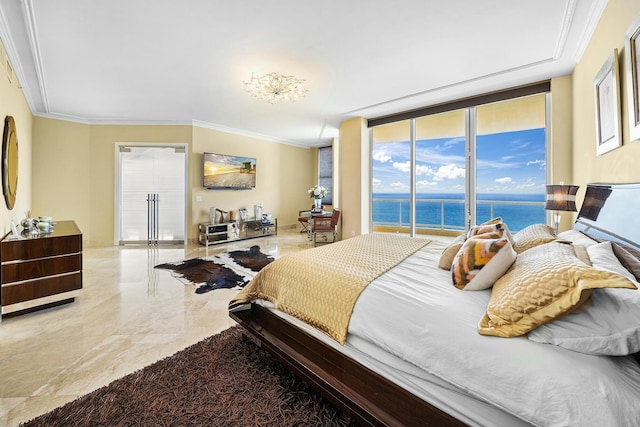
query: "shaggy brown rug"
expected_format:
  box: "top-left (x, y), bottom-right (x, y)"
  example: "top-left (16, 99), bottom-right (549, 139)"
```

top-left (155, 245), bottom-right (275, 294)
top-left (21, 327), bottom-right (355, 427)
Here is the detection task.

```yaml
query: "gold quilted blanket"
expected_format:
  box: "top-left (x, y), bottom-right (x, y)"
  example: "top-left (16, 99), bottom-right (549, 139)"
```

top-left (229, 233), bottom-right (431, 344)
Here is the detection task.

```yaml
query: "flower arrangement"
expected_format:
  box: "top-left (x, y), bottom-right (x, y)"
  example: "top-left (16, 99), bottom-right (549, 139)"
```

top-left (308, 184), bottom-right (328, 199)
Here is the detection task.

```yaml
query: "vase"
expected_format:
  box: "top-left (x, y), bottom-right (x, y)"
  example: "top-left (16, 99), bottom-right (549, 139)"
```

top-left (313, 198), bottom-right (322, 211)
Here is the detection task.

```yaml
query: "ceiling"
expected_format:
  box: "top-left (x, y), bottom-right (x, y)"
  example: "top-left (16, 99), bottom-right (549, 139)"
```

top-left (0, 0), bottom-right (606, 148)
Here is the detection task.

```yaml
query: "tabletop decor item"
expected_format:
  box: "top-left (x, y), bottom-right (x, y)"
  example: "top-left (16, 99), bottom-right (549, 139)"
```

top-left (308, 184), bottom-right (328, 211)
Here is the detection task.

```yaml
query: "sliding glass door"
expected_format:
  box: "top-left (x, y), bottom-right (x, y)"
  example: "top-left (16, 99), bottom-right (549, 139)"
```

top-left (371, 120), bottom-right (411, 234)
top-left (475, 94), bottom-right (547, 230)
top-left (117, 144), bottom-right (187, 245)
top-left (415, 110), bottom-right (466, 232)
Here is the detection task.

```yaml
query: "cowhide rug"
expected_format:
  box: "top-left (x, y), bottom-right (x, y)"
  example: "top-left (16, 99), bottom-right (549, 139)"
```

top-left (155, 245), bottom-right (275, 294)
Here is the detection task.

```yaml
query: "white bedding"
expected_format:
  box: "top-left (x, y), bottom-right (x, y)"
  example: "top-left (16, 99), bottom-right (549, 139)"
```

top-left (250, 237), bottom-right (640, 426)
top-left (348, 239), bottom-right (640, 426)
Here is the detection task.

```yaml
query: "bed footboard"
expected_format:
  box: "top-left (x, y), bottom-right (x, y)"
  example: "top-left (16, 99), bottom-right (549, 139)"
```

top-left (230, 303), bottom-right (465, 427)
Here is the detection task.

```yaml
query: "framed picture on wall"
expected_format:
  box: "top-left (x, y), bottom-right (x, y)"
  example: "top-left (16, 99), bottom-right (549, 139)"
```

top-left (593, 48), bottom-right (622, 155)
top-left (625, 13), bottom-right (640, 142)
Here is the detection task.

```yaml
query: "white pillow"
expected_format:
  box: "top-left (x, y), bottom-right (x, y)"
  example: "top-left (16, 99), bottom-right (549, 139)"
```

top-left (587, 241), bottom-right (640, 287)
top-left (556, 229), bottom-right (599, 248)
top-left (528, 241), bottom-right (640, 355)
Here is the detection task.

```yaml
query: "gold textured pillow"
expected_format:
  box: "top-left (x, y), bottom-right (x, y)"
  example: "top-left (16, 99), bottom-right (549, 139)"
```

top-left (478, 242), bottom-right (636, 337)
top-left (512, 223), bottom-right (556, 253)
top-left (438, 233), bottom-right (467, 270)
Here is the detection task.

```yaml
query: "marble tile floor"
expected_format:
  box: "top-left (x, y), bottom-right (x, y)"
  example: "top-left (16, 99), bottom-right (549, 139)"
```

top-left (0, 227), bottom-right (316, 427)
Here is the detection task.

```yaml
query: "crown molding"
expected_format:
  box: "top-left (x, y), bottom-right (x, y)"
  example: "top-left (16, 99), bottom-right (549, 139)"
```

top-left (0, 1), bottom-right (36, 112)
top-left (553, 0), bottom-right (577, 59)
top-left (32, 112), bottom-right (312, 148)
top-left (21, 0), bottom-right (48, 111)
top-left (572, 0), bottom-right (608, 63)
top-left (191, 120), bottom-right (310, 148)
top-left (33, 112), bottom-right (190, 126)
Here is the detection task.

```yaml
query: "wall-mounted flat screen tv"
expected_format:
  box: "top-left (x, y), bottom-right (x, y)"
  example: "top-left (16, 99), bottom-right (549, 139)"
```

top-left (203, 152), bottom-right (256, 190)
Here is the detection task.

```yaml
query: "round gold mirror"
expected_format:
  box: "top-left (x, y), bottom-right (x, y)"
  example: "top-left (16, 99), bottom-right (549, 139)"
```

top-left (2, 116), bottom-right (18, 210)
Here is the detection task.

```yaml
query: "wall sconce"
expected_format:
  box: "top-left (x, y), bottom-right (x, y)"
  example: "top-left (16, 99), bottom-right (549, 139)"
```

top-left (545, 184), bottom-right (579, 235)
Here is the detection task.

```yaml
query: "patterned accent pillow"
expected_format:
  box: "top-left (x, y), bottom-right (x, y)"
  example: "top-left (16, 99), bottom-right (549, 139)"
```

top-left (468, 221), bottom-right (515, 245)
top-left (438, 233), bottom-right (467, 270)
top-left (478, 242), bottom-right (636, 338)
top-left (512, 223), bottom-right (556, 253)
top-left (451, 237), bottom-right (516, 290)
top-left (481, 217), bottom-right (503, 225)
top-left (468, 223), bottom-right (504, 239)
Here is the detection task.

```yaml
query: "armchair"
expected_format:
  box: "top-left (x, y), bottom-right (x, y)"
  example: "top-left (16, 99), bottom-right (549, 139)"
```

top-left (310, 209), bottom-right (340, 246)
top-left (298, 204), bottom-right (324, 234)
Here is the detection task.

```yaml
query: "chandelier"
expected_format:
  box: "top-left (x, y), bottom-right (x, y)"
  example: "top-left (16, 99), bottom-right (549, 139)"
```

top-left (243, 72), bottom-right (309, 104)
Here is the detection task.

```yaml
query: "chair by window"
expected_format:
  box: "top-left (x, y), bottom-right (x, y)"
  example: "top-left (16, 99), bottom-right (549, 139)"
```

top-left (311, 209), bottom-right (340, 246)
top-left (298, 204), bottom-right (324, 234)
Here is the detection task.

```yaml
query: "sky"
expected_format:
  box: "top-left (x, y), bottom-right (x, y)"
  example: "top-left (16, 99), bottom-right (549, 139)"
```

top-left (372, 128), bottom-right (546, 194)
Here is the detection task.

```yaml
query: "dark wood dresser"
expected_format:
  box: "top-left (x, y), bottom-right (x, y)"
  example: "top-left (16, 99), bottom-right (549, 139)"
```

top-left (1, 220), bottom-right (82, 318)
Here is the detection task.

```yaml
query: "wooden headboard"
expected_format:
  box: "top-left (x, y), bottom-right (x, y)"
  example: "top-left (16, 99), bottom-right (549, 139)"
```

top-left (574, 183), bottom-right (640, 253)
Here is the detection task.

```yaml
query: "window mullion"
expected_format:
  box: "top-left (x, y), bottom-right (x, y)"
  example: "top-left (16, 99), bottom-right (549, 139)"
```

top-left (466, 107), bottom-right (477, 231)
top-left (410, 119), bottom-right (416, 237)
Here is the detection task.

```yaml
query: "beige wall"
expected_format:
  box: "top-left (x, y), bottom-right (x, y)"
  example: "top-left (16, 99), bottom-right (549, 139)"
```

top-left (31, 119), bottom-right (313, 245)
top-left (338, 117), bottom-right (369, 238)
top-left (550, 75), bottom-right (575, 231)
top-left (191, 126), bottom-right (314, 234)
top-left (32, 118), bottom-right (91, 239)
top-left (0, 40), bottom-right (32, 235)
top-left (32, 119), bottom-right (193, 244)
top-left (571, 0), bottom-right (640, 197)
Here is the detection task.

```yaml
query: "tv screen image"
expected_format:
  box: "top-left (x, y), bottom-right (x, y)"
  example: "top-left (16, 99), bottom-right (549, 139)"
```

top-left (203, 152), bottom-right (256, 189)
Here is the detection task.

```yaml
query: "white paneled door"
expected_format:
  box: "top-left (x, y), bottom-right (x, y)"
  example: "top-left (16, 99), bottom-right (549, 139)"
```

top-left (117, 144), bottom-right (186, 245)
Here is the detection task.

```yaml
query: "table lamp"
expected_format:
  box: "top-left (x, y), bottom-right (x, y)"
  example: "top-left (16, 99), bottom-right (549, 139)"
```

top-left (545, 184), bottom-right (579, 235)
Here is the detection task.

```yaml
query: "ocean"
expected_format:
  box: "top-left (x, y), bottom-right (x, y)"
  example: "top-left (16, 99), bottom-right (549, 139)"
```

top-left (372, 193), bottom-right (545, 232)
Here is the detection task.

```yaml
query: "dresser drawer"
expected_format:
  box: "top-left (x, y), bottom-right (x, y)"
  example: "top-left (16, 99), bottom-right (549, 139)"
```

top-left (1, 254), bottom-right (82, 283)
top-left (1, 272), bottom-right (82, 305)
top-left (0, 234), bottom-right (81, 262)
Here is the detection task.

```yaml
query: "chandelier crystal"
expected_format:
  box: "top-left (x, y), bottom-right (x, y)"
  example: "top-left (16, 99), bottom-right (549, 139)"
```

top-left (243, 72), bottom-right (309, 104)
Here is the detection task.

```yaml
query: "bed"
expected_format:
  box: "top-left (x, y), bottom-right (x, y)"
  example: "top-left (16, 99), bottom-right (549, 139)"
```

top-left (229, 183), bottom-right (640, 426)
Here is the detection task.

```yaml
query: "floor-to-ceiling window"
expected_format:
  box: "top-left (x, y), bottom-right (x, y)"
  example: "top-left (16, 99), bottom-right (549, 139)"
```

top-left (370, 84), bottom-right (548, 235)
top-left (371, 120), bottom-right (412, 234)
top-left (318, 146), bottom-right (334, 205)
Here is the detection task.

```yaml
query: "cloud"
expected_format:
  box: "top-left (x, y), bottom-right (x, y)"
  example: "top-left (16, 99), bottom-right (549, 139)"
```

top-left (393, 162), bottom-right (463, 181)
top-left (495, 177), bottom-right (513, 184)
top-left (372, 177), bottom-right (381, 187)
top-left (390, 182), bottom-right (409, 191)
top-left (416, 164), bottom-right (434, 176)
top-left (373, 150), bottom-right (391, 163)
top-left (416, 180), bottom-right (438, 190)
top-left (443, 137), bottom-right (465, 148)
top-left (392, 161), bottom-right (410, 173)
top-left (433, 164), bottom-right (465, 181)
top-left (526, 159), bottom-right (545, 167)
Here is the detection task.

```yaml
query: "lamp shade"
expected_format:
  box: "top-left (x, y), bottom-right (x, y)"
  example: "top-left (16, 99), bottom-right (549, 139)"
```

top-left (545, 185), bottom-right (579, 211)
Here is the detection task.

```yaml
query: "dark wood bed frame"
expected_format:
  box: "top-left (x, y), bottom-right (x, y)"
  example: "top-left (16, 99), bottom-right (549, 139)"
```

top-left (230, 183), bottom-right (640, 427)
top-left (230, 305), bottom-right (465, 426)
